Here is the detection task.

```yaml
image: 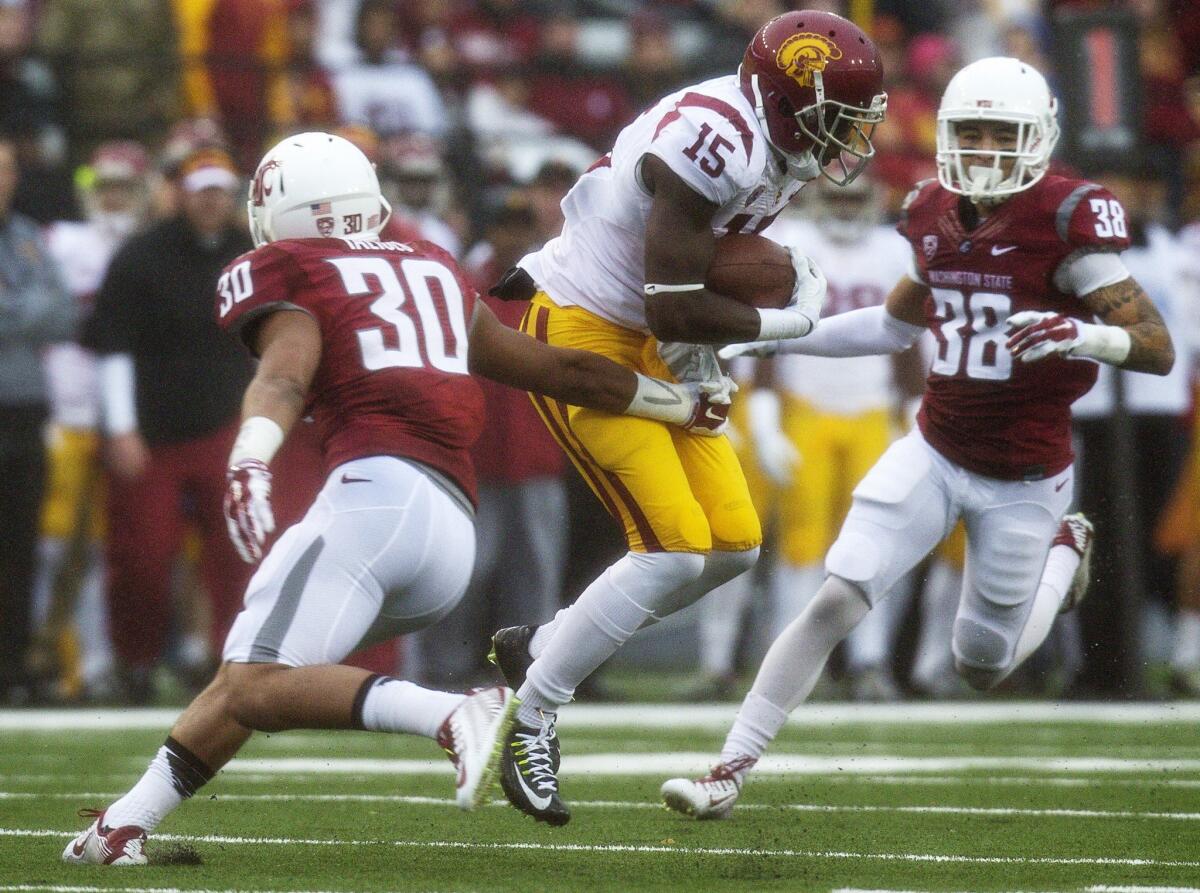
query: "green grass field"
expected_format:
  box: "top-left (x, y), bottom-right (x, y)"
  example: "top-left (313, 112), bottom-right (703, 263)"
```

top-left (2, 702), bottom-right (1198, 892)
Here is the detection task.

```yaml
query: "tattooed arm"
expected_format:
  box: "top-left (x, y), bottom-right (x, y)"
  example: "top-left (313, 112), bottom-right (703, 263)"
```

top-left (1079, 276), bottom-right (1175, 375)
top-left (1007, 274), bottom-right (1175, 375)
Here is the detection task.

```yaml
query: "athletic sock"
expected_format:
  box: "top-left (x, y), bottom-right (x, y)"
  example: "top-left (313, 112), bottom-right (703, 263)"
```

top-left (720, 692), bottom-right (788, 774)
top-left (104, 736), bottom-right (213, 832)
top-left (529, 610), bottom-right (567, 659)
top-left (517, 551), bottom-right (703, 723)
top-left (353, 675), bottom-right (465, 739)
top-left (1007, 542), bottom-right (1082, 675)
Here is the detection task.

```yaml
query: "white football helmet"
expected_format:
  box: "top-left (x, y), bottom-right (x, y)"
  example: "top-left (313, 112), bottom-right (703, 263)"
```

top-left (248, 132), bottom-right (391, 247)
top-left (935, 57), bottom-right (1060, 201)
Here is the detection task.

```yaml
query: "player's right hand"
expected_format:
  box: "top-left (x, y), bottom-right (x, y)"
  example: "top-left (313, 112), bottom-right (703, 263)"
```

top-left (682, 376), bottom-right (737, 437)
top-left (224, 459), bottom-right (276, 564)
top-left (785, 248), bottom-right (827, 331)
top-left (718, 341), bottom-right (781, 360)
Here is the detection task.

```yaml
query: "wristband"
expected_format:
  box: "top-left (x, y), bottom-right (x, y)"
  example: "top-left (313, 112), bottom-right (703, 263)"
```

top-left (644, 283), bottom-right (704, 295)
top-left (625, 374), bottom-right (692, 424)
top-left (756, 307), bottom-right (815, 341)
top-left (229, 416), bottom-right (285, 465)
top-left (1071, 323), bottom-right (1132, 365)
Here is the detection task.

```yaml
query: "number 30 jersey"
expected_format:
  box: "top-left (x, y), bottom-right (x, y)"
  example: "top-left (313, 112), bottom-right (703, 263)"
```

top-left (899, 175), bottom-right (1131, 480)
top-left (216, 237), bottom-right (484, 502)
top-left (519, 75), bottom-right (810, 332)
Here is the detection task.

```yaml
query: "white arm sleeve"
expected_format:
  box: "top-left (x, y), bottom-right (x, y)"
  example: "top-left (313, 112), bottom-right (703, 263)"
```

top-left (775, 305), bottom-right (925, 358)
top-left (98, 353), bottom-right (137, 435)
top-left (1052, 251), bottom-right (1130, 297)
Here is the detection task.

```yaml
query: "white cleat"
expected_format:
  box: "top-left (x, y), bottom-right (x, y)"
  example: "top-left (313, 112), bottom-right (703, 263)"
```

top-left (61, 809), bottom-right (148, 866)
top-left (437, 685), bottom-right (516, 810)
top-left (1053, 512), bottom-right (1094, 614)
top-left (661, 755), bottom-right (756, 820)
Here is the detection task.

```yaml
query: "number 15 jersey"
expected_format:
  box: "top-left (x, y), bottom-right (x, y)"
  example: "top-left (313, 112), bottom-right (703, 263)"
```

top-left (519, 75), bottom-right (811, 333)
top-left (899, 175), bottom-right (1130, 481)
top-left (215, 237), bottom-right (484, 503)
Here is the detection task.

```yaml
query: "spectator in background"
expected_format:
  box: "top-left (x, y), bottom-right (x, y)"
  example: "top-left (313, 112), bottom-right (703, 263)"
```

top-left (377, 132), bottom-right (462, 256)
top-left (1072, 165), bottom-right (1194, 694)
top-left (698, 0), bottom-right (786, 76)
top-left (412, 196), bottom-right (566, 685)
top-left (621, 10), bottom-right (689, 113)
top-left (35, 0), bottom-right (181, 163)
top-left (0, 135), bottom-right (76, 704)
top-left (281, 0), bottom-right (338, 132)
top-left (32, 141), bottom-right (151, 702)
top-left (333, 0), bottom-right (447, 138)
top-left (526, 160), bottom-right (575, 245)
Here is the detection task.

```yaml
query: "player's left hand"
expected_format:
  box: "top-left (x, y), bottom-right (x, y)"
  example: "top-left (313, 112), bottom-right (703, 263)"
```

top-left (224, 459), bottom-right (276, 563)
top-left (1005, 311), bottom-right (1082, 363)
top-left (658, 341), bottom-right (722, 383)
top-left (681, 376), bottom-right (737, 437)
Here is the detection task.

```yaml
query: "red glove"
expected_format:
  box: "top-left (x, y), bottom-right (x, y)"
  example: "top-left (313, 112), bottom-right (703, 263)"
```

top-left (1006, 311), bottom-right (1081, 362)
top-left (224, 459), bottom-right (275, 563)
top-left (682, 379), bottom-right (735, 437)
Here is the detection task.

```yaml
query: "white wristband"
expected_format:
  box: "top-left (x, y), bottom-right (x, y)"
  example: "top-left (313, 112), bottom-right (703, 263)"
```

top-left (229, 416), bottom-right (285, 465)
top-left (756, 307), bottom-right (814, 341)
top-left (644, 283), bottom-right (704, 295)
top-left (625, 373), bottom-right (692, 424)
top-left (1071, 323), bottom-right (1132, 365)
top-left (99, 353), bottom-right (138, 435)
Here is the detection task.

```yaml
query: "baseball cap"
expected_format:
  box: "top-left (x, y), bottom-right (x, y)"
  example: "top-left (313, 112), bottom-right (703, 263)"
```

top-left (178, 147), bottom-right (240, 193)
top-left (91, 141), bottom-right (149, 183)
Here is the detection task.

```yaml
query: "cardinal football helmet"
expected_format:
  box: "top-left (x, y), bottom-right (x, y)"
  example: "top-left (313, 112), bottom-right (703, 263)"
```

top-left (936, 57), bottom-right (1060, 201)
top-left (740, 11), bottom-right (887, 186)
top-left (248, 132), bottom-right (391, 247)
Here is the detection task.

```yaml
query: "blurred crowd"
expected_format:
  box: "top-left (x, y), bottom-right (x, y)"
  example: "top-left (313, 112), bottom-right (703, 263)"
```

top-left (1, 0), bottom-right (1200, 706)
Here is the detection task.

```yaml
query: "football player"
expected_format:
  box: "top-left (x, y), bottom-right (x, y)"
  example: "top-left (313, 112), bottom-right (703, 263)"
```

top-left (62, 132), bottom-right (730, 866)
top-left (485, 10), bottom-right (887, 825)
top-left (663, 56), bottom-right (1175, 818)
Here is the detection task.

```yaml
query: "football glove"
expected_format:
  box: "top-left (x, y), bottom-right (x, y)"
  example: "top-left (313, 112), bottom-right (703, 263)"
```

top-left (681, 377), bottom-right (737, 437)
top-left (224, 459), bottom-right (275, 564)
top-left (1005, 311), bottom-right (1082, 362)
top-left (657, 341), bottom-right (722, 383)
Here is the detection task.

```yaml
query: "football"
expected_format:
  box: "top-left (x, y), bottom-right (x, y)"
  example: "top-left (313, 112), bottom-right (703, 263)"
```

top-left (705, 233), bottom-right (795, 309)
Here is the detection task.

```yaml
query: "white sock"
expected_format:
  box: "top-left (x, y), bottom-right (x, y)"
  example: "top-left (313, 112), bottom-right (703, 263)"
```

top-left (530, 609), bottom-right (567, 658)
top-left (1007, 542), bottom-right (1082, 674)
top-left (105, 737), bottom-right (213, 832)
top-left (720, 576), bottom-right (870, 771)
top-left (769, 561), bottom-right (824, 641)
top-left (1174, 610), bottom-right (1200, 669)
top-left (517, 551), bottom-right (704, 725)
top-left (699, 570), bottom-right (755, 677)
top-left (359, 677), bottom-right (464, 739)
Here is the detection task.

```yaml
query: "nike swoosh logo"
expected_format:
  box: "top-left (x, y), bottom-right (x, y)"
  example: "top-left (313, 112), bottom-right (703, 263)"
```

top-left (991, 245), bottom-right (1018, 256)
top-left (704, 407), bottom-right (726, 423)
top-left (1055, 479), bottom-right (1068, 492)
top-left (341, 474), bottom-right (372, 484)
top-left (515, 765), bottom-right (552, 810)
top-left (71, 838), bottom-right (87, 857)
top-left (707, 790), bottom-right (737, 809)
top-left (641, 379), bottom-right (684, 407)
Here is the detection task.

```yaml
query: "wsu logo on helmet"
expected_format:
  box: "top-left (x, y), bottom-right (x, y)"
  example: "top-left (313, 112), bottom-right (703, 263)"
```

top-left (775, 33), bottom-right (843, 88)
top-left (250, 159), bottom-right (282, 207)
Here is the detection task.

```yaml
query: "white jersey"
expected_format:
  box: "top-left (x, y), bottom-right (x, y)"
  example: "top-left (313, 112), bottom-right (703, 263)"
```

top-left (764, 216), bottom-right (910, 415)
top-left (519, 76), bottom-right (812, 332)
top-left (42, 220), bottom-right (126, 429)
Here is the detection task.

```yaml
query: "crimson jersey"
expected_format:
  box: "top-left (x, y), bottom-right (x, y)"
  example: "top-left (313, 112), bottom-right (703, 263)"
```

top-left (899, 175), bottom-right (1131, 480)
top-left (216, 237), bottom-right (484, 503)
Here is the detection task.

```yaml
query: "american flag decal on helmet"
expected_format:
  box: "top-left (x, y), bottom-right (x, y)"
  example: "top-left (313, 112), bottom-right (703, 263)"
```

top-left (310, 201), bottom-right (332, 215)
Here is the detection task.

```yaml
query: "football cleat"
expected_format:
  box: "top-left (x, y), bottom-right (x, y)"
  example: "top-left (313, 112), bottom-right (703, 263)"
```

top-left (1052, 512), bottom-right (1094, 614)
top-left (660, 755), bottom-right (757, 820)
top-left (499, 715), bottom-right (569, 826)
top-left (435, 685), bottom-right (516, 810)
top-left (61, 808), bottom-right (148, 866)
top-left (488, 624), bottom-right (536, 690)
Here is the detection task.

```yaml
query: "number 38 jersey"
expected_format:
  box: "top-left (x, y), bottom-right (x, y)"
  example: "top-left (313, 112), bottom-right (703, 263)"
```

top-left (216, 237), bottom-right (484, 503)
top-left (899, 175), bottom-right (1131, 480)
top-left (519, 75), bottom-right (809, 332)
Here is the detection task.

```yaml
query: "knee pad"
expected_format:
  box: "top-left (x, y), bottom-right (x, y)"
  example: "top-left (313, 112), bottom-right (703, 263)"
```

top-left (952, 616), bottom-right (1012, 689)
top-left (825, 530), bottom-right (884, 599)
top-left (588, 550), bottom-right (706, 638)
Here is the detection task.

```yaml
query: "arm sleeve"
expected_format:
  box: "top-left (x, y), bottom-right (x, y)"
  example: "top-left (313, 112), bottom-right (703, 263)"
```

top-left (98, 352), bottom-right (137, 435)
top-left (1052, 251), bottom-right (1131, 297)
top-left (776, 304), bottom-right (925, 358)
top-left (641, 101), bottom-right (759, 207)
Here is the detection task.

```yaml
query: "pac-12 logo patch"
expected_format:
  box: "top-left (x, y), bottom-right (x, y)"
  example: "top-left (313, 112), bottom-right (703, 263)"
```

top-left (922, 234), bottom-right (938, 259)
top-left (776, 33), bottom-right (843, 88)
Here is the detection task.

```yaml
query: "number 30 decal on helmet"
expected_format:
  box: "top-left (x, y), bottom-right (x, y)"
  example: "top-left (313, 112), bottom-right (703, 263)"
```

top-left (248, 132), bottom-right (392, 247)
top-left (739, 11), bottom-right (887, 186)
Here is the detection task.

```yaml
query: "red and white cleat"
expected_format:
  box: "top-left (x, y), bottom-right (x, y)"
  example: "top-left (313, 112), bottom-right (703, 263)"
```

top-left (660, 755), bottom-right (757, 820)
top-left (1053, 512), bottom-right (1094, 614)
top-left (436, 685), bottom-right (516, 811)
top-left (61, 809), bottom-right (148, 866)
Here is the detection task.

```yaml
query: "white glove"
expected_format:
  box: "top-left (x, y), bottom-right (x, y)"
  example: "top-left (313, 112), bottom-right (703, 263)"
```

top-left (224, 459), bottom-right (276, 563)
top-left (679, 376), bottom-right (739, 437)
top-left (719, 340), bottom-right (782, 361)
top-left (754, 251), bottom-right (827, 341)
top-left (747, 390), bottom-right (800, 486)
top-left (1006, 310), bottom-right (1132, 365)
top-left (657, 341), bottom-right (722, 382)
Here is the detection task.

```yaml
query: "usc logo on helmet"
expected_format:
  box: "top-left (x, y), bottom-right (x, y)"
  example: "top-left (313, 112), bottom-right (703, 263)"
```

top-left (775, 33), bottom-right (843, 88)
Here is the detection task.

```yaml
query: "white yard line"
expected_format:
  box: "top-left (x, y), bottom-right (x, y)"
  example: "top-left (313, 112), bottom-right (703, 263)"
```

top-left (1088, 888), bottom-right (1200, 893)
top-left (2, 827), bottom-right (1198, 868)
top-left (4, 702), bottom-right (1200, 731)
top-left (218, 753), bottom-right (1200, 777)
top-left (4, 791), bottom-right (1198, 822)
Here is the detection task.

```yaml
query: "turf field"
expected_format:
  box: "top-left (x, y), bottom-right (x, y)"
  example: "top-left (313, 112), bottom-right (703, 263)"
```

top-left (2, 702), bottom-right (1198, 892)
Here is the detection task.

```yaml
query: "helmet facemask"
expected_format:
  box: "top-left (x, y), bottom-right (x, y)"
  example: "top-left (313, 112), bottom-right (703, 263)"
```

top-left (793, 71), bottom-right (887, 186)
top-left (936, 107), bottom-right (1059, 202)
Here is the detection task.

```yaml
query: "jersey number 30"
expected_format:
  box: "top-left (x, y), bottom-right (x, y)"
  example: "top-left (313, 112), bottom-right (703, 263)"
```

top-left (329, 256), bottom-right (470, 375)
